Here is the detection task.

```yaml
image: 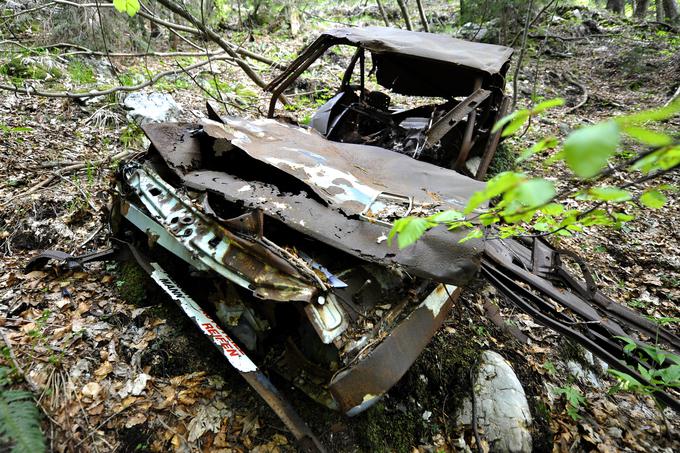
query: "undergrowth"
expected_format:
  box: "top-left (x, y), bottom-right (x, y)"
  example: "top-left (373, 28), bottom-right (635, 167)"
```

top-left (0, 367), bottom-right (45, 453)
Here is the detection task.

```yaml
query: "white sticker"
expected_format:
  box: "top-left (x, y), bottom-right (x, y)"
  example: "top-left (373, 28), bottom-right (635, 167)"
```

top-left (150, 264), bottom-right (258, 373)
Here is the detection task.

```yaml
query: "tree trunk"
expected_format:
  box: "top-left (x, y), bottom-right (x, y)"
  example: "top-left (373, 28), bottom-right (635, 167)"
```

top-left (663, 0), bottom-right (680, 20)
top-left (607, 0), bottom-right (625, 13)
top-left (396, 0), bottom-right (413, 30)
top-left (376, 0), bottom-right (390, 26)
top-left (635, 0), bottom-right (650, 17)
top-left (657, 0), bottom-right (665, 19)
top-left (415, 0), bottom-right (430, 32)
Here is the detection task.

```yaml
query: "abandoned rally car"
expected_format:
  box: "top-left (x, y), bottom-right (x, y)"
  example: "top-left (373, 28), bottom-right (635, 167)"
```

top-left (27, 26), bottom-right (680, 451)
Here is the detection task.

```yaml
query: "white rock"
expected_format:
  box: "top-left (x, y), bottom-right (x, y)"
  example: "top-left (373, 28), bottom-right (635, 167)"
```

top-left (123, 92), bottom-right (182, 125)
top-left (457, 351), bottom-right (532, 453)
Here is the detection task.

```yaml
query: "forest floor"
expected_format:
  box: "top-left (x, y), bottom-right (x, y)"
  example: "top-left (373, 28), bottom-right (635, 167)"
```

top-left (0, 3), bottom-right (679, 452)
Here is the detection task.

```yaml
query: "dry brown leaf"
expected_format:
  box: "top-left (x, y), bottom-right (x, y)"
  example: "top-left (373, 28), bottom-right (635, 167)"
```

top-left (81, 381), bottom-right (101, 399)
top-left (94, 361), bottom-right (113, 379)
top-left (124, 412), bottom-right (147, 428)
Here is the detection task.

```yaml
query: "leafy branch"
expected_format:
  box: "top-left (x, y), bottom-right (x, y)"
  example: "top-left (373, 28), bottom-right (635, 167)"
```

top-left (609, 337), bottom-right (680, 397)
top-left (389, 100), bottom-right (680, 248)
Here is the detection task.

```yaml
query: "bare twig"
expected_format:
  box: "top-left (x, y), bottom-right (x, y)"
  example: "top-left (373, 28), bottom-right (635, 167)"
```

top-left (375, 0), bottom-right (390, 26)
top-left (153, 0), bottom-right (278, 101)
top-left (396, 0), bottom-right (413, 30)
top-left (0, 1), bottom-right (56, 22)
top-left (666, 85), bottom-right (680, 106)
top-left (512, 0), bottom-right (535, 110)
top-left (47, 0), bottom-right (283, 68)
top-left (1, 149), bottom-right (135, 207)
top-left (509, 0), bottom-right (558, 47)
top-left (0, 54), bottom-right (233, 99)
top-left (415, 0), bottom-right (430, 32)
top-left (564, 71), bottom-right (589, 113)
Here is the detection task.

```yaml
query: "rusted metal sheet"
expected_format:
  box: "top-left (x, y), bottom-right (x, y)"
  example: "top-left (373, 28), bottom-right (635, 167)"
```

top-left (329, 284), bottom-right (459, 415)
top-left (265, 27), bottom-right (513, 100)
top-left (198, 117), bottom-right (484, 217)
top-left (142, 121), bottom-right (484, 286)
top-left (321, 27), bottom-right (514, 75)
top-left (122, 163), bottom-right (320, 302)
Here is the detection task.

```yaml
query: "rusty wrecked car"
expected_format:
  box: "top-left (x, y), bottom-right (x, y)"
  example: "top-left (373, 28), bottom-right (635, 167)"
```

top-left (113, 25), bottom-right (511, 415)
top-left (25, 26), bottom-right (680, 452)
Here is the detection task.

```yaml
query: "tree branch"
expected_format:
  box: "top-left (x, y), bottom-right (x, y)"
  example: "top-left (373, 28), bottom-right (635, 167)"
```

top-left (0, 54), bottom-right (233, 99)
top-left (48, 0), bottom-right (283, 69)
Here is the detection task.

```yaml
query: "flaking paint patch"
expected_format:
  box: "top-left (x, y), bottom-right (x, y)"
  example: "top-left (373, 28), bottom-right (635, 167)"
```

top-left (264, 156), bottom-right (380, 208)
top-left (422, 284), bottom-right (457, 316)
top-left (238, 184), bottom-right (253, 192)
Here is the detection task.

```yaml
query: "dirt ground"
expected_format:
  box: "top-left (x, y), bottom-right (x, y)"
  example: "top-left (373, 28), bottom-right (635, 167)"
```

top-left (1, 4), bottom-right (679, 452)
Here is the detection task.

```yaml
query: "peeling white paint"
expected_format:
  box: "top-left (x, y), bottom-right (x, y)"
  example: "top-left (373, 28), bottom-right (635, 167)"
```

top-left (264, 156), bottom-right (380, 208)
top-left (421, 284), bottom-right (457, 316)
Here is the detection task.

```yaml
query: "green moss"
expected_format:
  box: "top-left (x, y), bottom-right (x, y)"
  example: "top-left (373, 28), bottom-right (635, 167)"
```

top-left (353, 320), bottom-right (483, 452)
top-left (116, 260), bottom-right (152, 306)
top-left (357, 402), bottom-right (418, 453)
top-left (486, 142), bottom-right (517, 178)
top-left (0, 57), bottom-right (62, 81)
top-left (67, 60), bottom-right (96, 84)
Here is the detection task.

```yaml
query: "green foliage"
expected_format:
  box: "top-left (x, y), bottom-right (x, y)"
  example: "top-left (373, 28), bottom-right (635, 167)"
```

top-left (67, 60), bottom-right (96, 84)
top-left (388, 99), bottom-right (680, 247)
top-left (0, 368), bottom-right (46, 453)
top-left (113, 0), bottom-right (140, 17)
top-left (552, 385), bottom-right (585, 420)
top-left (609, 337), bottom-right (680, 398)
top-left (564, 121), bottom-right (620, 178)
top-left (492, 98), bottom-right (565, 137)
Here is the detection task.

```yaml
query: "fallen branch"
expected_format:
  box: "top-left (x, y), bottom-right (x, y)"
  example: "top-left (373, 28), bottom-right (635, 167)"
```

top-left (509, 0), bottom-right (558, 47)
top-left (49, 0), bottom-right (284, 69)
top-left (1, 149), bottom-right (136, 207)
top-left (0, 39), bottom-right (224, 58)
top-left (0, 54), bottom-right (233, 99)
top-left (564, 71), bottom-right (588, 113)
top-left (528, 33), bottom-right (616, 41)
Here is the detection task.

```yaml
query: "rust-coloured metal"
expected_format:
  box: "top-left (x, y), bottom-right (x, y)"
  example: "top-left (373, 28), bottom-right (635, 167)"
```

top-left (329, 284), bottom-right (459, 415)
top-left (476, 95), bottom-right (511, 180)
top-left (142, 121), bottom-right (484, 286)
top-left (425, 88), bottom-right (491, 148)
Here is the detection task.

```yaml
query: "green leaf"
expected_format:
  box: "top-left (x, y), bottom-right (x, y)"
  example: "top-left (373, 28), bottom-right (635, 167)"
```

top-left (589, 186), bottom-right (632, 202)
top-left (113, 0), bottom-right (140, 16)
top-left (608, 370), bottom-right (645, 392)
top-left (0, 386), bottom-right (46, 453)
top-left (458, 228), bottom-right (483, 243)
top-left (640, 189), bottom-right (667, 209)
top-left (492, 109), bottom-right (528, 133)
top-left (563, 121), bottom-right (620, 178)
top-left (428, 210), bottom-right (464, 223)
top-left (517, 136), bottom-right (558, 163)
top-left (531, 98), bottom-right (565, 114)
top-left (618, 100), bottom-right (680, 125)
top-left (388, 217), bottom-right (433, 249)
top-left (501, 111), bottom-right (531, 137)
top-left (511, 179), bottom-right (556, 208)
top-left (542, 203), bottom-right (564, 216)
top-left (623, 126), bottom-right (673, 146)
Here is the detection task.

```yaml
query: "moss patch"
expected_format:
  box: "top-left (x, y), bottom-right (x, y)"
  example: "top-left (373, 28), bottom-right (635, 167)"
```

top-left (115, 260), bottom-right (156, 306)
top-left (486, 142), bottom-right (516, 178)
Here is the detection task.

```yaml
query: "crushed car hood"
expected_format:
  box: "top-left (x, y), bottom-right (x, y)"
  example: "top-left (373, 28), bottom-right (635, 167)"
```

top-left (141, 116), bottom-right (487, 285)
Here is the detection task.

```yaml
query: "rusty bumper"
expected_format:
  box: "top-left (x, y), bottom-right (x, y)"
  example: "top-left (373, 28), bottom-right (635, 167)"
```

top-left (329, 284), bottom-right (460, 415)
